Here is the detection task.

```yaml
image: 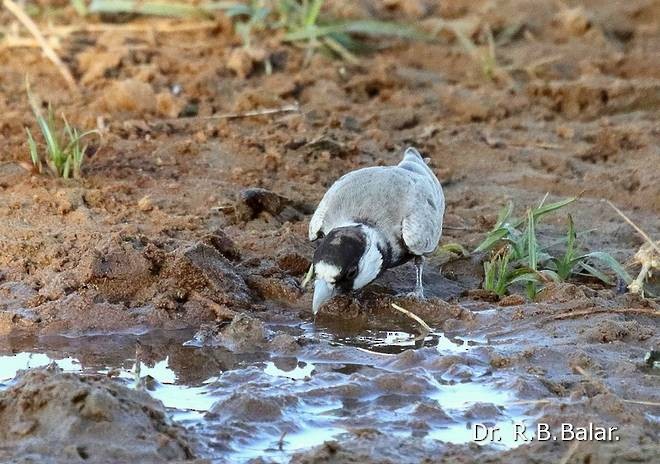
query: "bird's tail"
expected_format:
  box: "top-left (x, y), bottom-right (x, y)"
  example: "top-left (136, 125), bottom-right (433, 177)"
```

top-left (401, 147), bottom-right (430, 166)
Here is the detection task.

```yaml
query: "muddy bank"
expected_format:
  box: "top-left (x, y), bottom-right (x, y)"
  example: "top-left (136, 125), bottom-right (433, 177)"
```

top-left (1, 286), bottom-right (658, 463)
top-left (0, 366), bottom-right (196, 463)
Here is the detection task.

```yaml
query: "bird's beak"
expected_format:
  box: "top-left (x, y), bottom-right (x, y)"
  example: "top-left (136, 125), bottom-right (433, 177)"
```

top-left (312, 279), bottom-right (335, 315)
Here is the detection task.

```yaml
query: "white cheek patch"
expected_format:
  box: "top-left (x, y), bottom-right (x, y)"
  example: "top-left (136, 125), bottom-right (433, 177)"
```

top-left (315, 261), bottom-right (340, 283)
top-left (353, 242), bottom-right (382, 290)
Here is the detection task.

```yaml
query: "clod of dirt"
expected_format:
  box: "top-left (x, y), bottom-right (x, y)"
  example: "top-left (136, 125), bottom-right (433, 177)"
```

top-left (234, 187), bottom-right (304, 223)
top-left (77, 49), bottom-right (122, 85)
top-left (102, 78), bottom-right (157, 115)
top-left (79, 239), bottom-right (153, 303)
top-left (245, 274), bottom-right (303, 303)
top-left (162, 242), bottom-right (252, 307)
top-left (536, 282), bottom-right (588, 303)
top-left (269, 333), bottom-right (303, 354)
top-left (498, 294), bottom-right (526, 306)
top-left (54, 189), bottom-right (83, 215)
top-left (553, 6), bottom-right (592, 36)
top-left (0, 367), bottom-right (195, 463)
top-left (464, 402), bottom-right (504, 419)
top-left (583, 320), bottom-right (654, 343)
top-left (217, 313), bottom-right (269, 352)
top-left (277, 251), bottom-right (311, 276)
top-left (379, 108), bottom-right (419, 131)
top-left (137, 195), bottom-right (154, 212)
top-left (438, 86), bottom-right (503, 122)
top-left (209, 391), bottom-right (296, 422)
top-left (226, 46), bottom-right (268, 79)
top-left (202, 229), bottom-right (241, 261)
top-left (315, 295), bottom-right (369, 327)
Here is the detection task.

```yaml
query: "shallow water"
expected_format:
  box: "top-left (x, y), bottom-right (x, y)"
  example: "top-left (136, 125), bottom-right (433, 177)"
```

top-left (0, 323), bottom-right (534, 462)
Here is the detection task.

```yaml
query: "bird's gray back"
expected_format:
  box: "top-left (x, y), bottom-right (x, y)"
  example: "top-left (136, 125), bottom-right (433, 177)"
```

top-left (310, 159), bottom-right (444, 259)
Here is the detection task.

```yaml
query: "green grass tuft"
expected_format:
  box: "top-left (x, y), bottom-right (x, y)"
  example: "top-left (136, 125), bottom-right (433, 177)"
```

top-left (478, 196), bottom-right (631, 299)
top-left (25, 81), bottom-right (99, 179)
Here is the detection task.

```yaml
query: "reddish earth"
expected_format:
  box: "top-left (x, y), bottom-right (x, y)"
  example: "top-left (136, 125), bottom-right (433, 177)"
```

top-left (0, 1), bottom-right (658, 463)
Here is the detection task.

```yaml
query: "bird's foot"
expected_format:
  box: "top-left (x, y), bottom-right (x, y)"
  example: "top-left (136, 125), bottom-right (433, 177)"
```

top-left (400, 288), bottom-right (425, 300)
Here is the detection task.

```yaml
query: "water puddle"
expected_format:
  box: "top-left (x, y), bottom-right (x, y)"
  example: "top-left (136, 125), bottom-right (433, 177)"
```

top-left (0, 325), bottom-right (535, 462)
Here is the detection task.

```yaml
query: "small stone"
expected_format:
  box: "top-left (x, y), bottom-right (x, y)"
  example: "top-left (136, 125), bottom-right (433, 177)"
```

top-left (138, 195), bottom-right (153, 212)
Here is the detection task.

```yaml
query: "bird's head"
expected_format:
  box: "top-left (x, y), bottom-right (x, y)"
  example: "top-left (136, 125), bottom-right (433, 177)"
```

top-left (311, 225), bottom-right (383, 314)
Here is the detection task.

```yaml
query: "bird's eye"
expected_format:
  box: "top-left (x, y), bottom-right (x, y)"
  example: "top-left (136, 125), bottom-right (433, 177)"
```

top-left (346, 267), bottom-right (358, 279)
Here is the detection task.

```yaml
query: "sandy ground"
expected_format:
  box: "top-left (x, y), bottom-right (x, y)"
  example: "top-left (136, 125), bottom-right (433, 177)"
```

top-left (0, 0), bottom-right (658, 462)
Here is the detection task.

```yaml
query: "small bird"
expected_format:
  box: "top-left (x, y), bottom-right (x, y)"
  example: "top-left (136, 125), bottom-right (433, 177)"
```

top-left (308, 147), bottom-right (445, 314)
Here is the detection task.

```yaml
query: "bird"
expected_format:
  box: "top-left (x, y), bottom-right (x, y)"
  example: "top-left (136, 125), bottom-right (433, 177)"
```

top-left (308, 147), bottom-right (445, 314)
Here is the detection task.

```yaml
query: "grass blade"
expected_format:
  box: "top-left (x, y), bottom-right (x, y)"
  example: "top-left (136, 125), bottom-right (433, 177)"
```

top-left (580, 251), bottom-right (633, 284)
top-left (25, 128), bottom-right (40, 171)
top-left (284, 20), bottom-right (427, 42)
top-left (532, 196), bottom-right (577, 221)
top-left (474, 227), bottom-right (508, 253)
top-left (527, 209), bottom-right (537, 271)
top-left (89, 0), bottom-right (240, 18)
top-left (495, 201), bottom-right (514, 229)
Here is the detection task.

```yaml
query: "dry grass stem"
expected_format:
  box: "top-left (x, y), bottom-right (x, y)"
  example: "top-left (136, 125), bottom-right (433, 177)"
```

top-left (3, 0), bottom-right (78, 92)
top-left (391, 303), bottom-right (432, 335)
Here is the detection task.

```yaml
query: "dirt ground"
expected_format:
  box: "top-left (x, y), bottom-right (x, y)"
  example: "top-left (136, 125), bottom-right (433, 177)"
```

top-left (0, 0), bottom-right (658, 463)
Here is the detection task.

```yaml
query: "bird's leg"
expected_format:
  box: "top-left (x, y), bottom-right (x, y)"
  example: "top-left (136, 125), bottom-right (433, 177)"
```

top-left (410, 255), bottom-right (425, 299)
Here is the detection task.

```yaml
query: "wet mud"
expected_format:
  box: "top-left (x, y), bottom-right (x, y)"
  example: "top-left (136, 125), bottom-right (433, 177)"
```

top-left (1, 0), bottom-right (659, 462)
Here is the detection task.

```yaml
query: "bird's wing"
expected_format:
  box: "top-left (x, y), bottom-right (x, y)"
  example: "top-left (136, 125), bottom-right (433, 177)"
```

top-left (401, 176), bottom-right (445, 255)
top-left (309, 194), bottom-right (329, 241)
top-left (308, 171), bottom-right (353, 241)
top-left (309, 167), bottom-right (393, 241)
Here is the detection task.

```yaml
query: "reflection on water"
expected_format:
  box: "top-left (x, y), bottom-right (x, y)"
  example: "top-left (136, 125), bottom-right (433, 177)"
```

top-left (0, 325), bottom-right (533, 462)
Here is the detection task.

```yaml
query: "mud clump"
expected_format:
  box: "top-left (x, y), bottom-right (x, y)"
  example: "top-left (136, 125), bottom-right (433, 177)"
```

top-left (316, 295), bottom-right (369, 328)
top-left (102, 78), bottom-right (157, 115)
top-left (79, 238), bottom-right (153, 303)
top-left (245, 273), bottom-right (303, 303)
top-left (0, 367), bottom-right (195, 463)
top-left (161, 242), bottom-right (252, 307)
top-left (235, 188), bottom-right (307, 223)
top-left (199, 313), bottom-right (270, 352)
top-left (583, 319), bottom-right (654, 343)
top-left (210, 393), bottom-right (295, 422)
top-left (202, 229), bottom-right (241, 261)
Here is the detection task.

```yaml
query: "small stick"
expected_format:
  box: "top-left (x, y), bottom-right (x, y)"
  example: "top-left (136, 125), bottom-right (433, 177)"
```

top-left (3, 0), bottom-right (78, 93)
top-left (551, 308), bottom-right (659, 320)
top-left (605, 200), bottom-right (660, 255)
top-left (391, 303), bottom-right (432, 335)
top-left (621, 400), bottom-right (660, 407)
top-left (47, 20), bottom-right (219, 35)
top-left (622, 399), bottom-right (660, 407)
top-left (158, 103), bottom-right (300, 124)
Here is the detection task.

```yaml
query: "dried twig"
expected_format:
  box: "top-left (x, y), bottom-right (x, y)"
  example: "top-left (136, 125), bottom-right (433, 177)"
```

top-left (605, 200), bottom-right (660, 254)
top-left (552, 307), bottom-right (659, 320)
top-left (158, 103), bottom-right (300, 125)
top-left (622, 399), bottom-right (660, 407)
top-left (3, 0), bottom-right (78, 92)
top-left (46, 20), bottom-right (219, 35)
top-left (391, 303), bottom-right (432, 335)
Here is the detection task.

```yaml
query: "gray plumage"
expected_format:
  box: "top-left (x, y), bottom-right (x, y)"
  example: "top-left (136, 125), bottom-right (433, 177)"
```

top-left (308, 147), bottom-right (444, 313)
top-left (310, 147), bottom-right (444, 266)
